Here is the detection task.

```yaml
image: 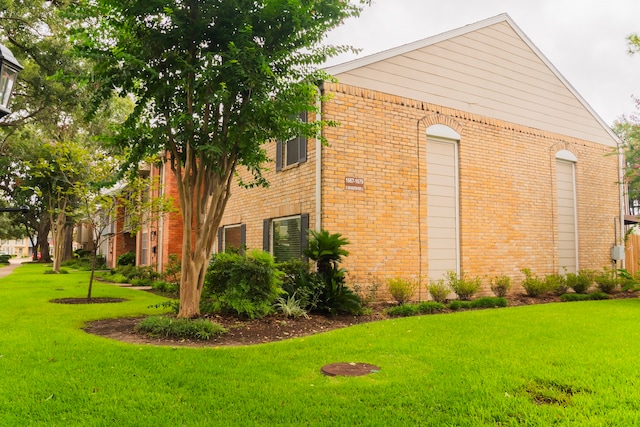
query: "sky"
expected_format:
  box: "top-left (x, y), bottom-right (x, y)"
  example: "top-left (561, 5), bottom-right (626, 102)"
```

top-left (324, 0), bottom-right (640, 126)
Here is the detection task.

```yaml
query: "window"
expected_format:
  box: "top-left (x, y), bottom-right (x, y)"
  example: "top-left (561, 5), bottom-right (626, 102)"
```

top-left (276, 112), bottom-right (308, 171)
top-left (217, 224), bottom-right (246, 254)
top-left (263, 214), bottom-right (309, 262)
top-left (140, 230), bottom-right (148, 265)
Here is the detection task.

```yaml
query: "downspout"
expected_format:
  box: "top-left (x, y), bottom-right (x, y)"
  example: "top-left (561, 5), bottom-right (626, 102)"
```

top-left (618, 139), bottom-right (626, 269)
top-left (157, 160), bottom-right (166, 272)
top-left (315, 82), bottom-right (324, 232)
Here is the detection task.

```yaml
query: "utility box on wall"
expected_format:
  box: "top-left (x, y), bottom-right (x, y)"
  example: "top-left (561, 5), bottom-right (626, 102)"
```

top-left (611, 245), bottom-right (625, 261)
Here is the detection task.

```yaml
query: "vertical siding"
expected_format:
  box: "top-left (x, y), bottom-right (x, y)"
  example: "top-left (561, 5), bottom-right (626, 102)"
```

top-left (426, 138), bottom-right (458, 281)
top-left (556, 160), bottom-right (577, 273)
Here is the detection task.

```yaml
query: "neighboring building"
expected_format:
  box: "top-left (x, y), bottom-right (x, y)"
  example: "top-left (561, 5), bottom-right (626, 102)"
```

top-left (217, 14), bottom-right (625, 297)
top-left (101, 161), bottom-right (184, 270)
top-left (0, 238), bottom-right (33, 258)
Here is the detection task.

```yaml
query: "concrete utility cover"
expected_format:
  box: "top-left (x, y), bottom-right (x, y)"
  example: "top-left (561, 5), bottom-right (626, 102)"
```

top-left (321, 362), bottom-right (380, 377)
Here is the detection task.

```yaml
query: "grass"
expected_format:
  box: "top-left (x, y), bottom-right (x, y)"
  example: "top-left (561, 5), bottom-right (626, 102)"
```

top-left (3, 263), bottom-right (640, 425)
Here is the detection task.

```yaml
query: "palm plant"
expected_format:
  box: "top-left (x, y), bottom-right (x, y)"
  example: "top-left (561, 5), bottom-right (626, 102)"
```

top-left (304, 230), bottom-right (349, 280)
top-left (303, 230), bottom-right (361, 314)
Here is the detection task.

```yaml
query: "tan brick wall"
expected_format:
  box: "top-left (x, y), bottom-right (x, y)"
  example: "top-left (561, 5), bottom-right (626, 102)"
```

top-left (221, 133), bottom-right (318, 251)
top-left (220, 82), bottom-right (621, 297)
top-left (320, 83), bottom-right (620, 295)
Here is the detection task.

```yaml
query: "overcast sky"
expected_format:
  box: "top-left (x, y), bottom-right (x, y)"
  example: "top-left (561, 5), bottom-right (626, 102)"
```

top-left (324, 0), bottom-right (640, 125)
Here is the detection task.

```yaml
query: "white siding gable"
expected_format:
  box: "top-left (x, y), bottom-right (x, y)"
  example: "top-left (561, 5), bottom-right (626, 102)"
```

top-left (325, 14), bottom-right (618, 147)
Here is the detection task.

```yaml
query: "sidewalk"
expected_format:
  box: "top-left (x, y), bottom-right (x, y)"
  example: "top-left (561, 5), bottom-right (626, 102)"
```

top-left (0, 258), bottom-right (29, 279)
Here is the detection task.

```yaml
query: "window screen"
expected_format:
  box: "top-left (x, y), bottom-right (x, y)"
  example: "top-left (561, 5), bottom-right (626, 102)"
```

top-left (272, 216), bottom-right (302, 261)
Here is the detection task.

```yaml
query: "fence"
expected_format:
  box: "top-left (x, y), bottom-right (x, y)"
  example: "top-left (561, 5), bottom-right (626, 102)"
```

top-left (625, 234), bottom-right (640, 275)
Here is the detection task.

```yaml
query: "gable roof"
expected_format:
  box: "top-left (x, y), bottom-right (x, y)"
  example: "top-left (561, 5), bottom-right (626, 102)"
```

top-left (325, 14), bottom-right (620, 147)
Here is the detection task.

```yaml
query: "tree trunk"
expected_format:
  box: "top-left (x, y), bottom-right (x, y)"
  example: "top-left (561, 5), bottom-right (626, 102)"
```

top-left (174, 157), bottom-right (234, 318)
top-left (62, 222), bottom-right (74, 262)
top-left (37, 219), bottom-right (52, 263)
top-left (176, 188), bottom-right (209, 318)
top-left (87, 248), bottom-right (97, 300)
top-left (178, 255), bottom-right (207, 318)
top-left (52, 211), bottom-right (66, 272)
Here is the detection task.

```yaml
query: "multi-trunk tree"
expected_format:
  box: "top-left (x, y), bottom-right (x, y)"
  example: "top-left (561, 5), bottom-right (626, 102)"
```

top-left (73, 0), bottom-right (368, 318)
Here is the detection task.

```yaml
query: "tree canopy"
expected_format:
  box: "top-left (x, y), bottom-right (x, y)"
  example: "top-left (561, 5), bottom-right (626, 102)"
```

top-left (72, 0), bottom-right (368, 317)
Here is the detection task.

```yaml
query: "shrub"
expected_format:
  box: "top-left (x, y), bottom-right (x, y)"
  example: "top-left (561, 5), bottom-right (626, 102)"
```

top-left (277, 259), bottom-right (321, 311)
top-left (387, 304), bottom-right (419, 317)
top-left (275, 293), bottom-right (309, 319)
top-left (471, 297), bottom-right (508, 308)
top-left (566, 269), bottom-right (594, 294)
top-left (98, 273), bottom-right (129, 283)
top-left (135, 316), bottom-right (226, 340)
top-left (350, 273), bottom-right (382, 307)
top-left (417, 301), bottom-right (446, 313)
top-left (151, 280), bottom-right (178, 294)
top-left (448, 297), bottom-right (506, 311)
top-left (130, 278), bottom-right (153, 287)
top-left (387, 278), bottom-right (418, 305)
top-left (0, 254), bottom-right (11, 264)
top-left (304, 229), bottom-right (362, 315)
top-left (117, 251), bottom-right (136, 266)
top-left (148, 300), bottom-right (180, 314)
top-left (560, 292), bottom-right (611, 302)
top-left (545, 273), bottom-right (568, 296)
top-left (617, 268), bottom-right (640, 292)
top-left (560, 293), bottom-right (591, 302)
top-left (162, 254), bottom-right (181, 287)
top-left (303, 230), bottom-right (349, 281)
top-left (520, 269), bottom-right (548, 297)
top-left (386, 301), bottom-right (446, 317)
top-left (445, 270), bottom-right (481, 301)
top-left (317, 266), bottom-right (362, 315)
top-left (428, 279), bottom-right (450, 303)
top-left (490, 275), bottom-right (511, 297)
top-left (203, 250), bottom-right (284, 319)
top-left (74, 249), bottom-right (92, 258)
top-left (589, 291), bottom-right (611, 300)
top-left (594, 268), bottom-right (619, 294)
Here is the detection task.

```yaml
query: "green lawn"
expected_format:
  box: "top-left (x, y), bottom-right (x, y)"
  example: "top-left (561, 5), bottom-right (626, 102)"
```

top-left (3, 263), bottom-right (640, 426)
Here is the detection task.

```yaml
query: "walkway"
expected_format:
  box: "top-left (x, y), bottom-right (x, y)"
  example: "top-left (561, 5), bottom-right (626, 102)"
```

top-left (0, 258), bottom-right (28, 279)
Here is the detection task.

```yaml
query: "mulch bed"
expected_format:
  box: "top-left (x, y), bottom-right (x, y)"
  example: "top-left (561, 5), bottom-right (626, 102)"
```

top-left (82, 291), bottom-right (639, 348)
top-left (84, 311), bottom-right (388, 348)
top-left (51, 297), bottom-right (127, 304)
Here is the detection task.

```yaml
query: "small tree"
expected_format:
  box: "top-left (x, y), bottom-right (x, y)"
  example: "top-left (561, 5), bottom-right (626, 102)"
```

top-left (78, 173), bottom-right (174, 300)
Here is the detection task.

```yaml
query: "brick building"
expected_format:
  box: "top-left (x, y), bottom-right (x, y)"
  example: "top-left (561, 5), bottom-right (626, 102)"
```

top-left (217, 14), bottom-right (625, 296)
top-left (101, 162), bottom-right (184, 270)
